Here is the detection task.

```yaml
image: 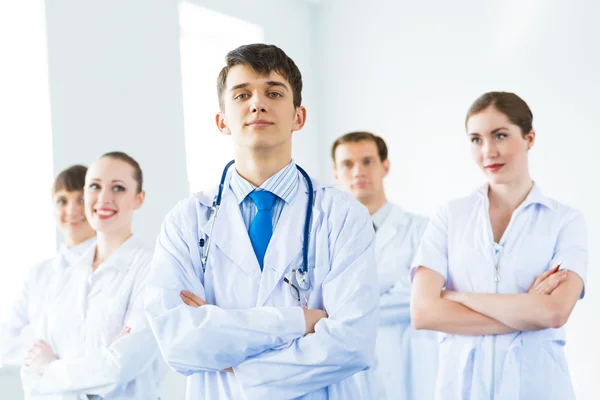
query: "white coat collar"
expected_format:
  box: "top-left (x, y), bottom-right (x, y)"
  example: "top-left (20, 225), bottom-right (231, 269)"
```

top-left (372, 202), bottom-right (393, 232)
top-left (194, 164), bottom-right (328, 208)
top-left (75, 235), bottom-right (141, 272)
top-left (477, 181), bottom-right (555, 211)
top-left (54, 236), bottom-right (97, 270)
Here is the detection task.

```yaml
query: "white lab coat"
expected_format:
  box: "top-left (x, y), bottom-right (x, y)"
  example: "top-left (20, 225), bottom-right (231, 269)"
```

top-left (145, 172), bottom-right (380, 400)
top-left (19, 236), bottom-right (165, 400)
top-left (364, 204), bottom-right (438, 399)
top-left (0, 237), bottom-right (96, 366)
top-left (411, 184), bottom-right (587, 400)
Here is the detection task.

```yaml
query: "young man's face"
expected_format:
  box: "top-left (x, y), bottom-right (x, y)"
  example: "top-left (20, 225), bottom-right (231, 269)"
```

top-left (216, 65), bottom-right (306, 154)
top-left (333, 140), bottom-right (390, 204)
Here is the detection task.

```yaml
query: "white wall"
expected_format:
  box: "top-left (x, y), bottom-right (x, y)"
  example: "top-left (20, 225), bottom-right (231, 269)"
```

top-left (6, 0), bottom-right (595, 398)
top-left (314, 0), bottom-right (600, 398)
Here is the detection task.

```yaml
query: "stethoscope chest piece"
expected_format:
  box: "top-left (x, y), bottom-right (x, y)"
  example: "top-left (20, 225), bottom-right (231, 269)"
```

top-left (295, 268), bottom-right (311, 291)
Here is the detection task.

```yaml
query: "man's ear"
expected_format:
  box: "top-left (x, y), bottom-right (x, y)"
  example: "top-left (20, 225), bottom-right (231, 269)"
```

top-left (382, 159), bottom-right (390, 177)
top-left (291, 106), bottom-right (307, 132)
top-left (216, 112), bottom-right (231, 136)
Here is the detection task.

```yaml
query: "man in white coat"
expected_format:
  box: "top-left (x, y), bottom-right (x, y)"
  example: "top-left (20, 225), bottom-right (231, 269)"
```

top-left (145, 44), bottom-right (379, 399)
top-left (332, 131), bottom-right (438, 400)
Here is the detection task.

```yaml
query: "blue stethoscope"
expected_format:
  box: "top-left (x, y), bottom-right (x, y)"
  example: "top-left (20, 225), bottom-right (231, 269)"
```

top-left (200, 160), bottom-right (314, 291)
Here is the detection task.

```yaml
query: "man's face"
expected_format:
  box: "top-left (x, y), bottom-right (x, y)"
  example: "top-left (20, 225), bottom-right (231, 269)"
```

top-left (216, 65), bottom-right (306, 153)
top-left (333, 140), bottom-right (389, 204)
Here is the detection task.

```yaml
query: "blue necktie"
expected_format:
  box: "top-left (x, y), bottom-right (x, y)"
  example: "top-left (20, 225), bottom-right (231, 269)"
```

top-left (248, 190), bottom-right (277, 270)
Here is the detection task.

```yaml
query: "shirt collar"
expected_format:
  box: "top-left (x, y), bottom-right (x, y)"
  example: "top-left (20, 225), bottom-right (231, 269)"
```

top-left (76, 235), bottom-right (141, 272)
top-left (55, 236), bottom-right (97, 269)
top-left (371, 202), bottom-right (394, 231)
top-left (477, 181), bottom-right (555, 211)
top-left (229, 160), bottom-right (299, 205)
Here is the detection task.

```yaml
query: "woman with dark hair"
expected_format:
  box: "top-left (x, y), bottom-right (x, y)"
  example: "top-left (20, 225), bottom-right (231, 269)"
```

top-left (0, 165), bottom-right (96, 367)
top-left (19, 152), bottom-right (165, 400)
top-left (411, 92), bottom-right (586, 399)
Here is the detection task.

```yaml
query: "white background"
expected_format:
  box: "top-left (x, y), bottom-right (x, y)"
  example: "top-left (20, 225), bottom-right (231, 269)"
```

top-left (0, 0), bottom-right (598, 399)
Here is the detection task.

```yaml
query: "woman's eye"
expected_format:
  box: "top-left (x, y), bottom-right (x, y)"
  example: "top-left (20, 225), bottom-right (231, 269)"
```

top-left (89, 183), bottom-right (100, 190)
top-left (113, 185), bottom-right (125, 192)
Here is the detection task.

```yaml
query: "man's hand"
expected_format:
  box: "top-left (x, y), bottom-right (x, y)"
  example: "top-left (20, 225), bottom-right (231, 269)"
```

top-left (303, 309), bottom-right (328, 335)
top-left (528, 263), bottom-right (567, 295)
top-left (24, 340), bottom-right (57, 376)
top-left (180, 290), bottom-right (207, 307)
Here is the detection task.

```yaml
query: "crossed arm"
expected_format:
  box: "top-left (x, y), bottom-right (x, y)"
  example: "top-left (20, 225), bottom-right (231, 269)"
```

top-left (410, 203), bottom-right (587, 336)
top-left (411, 265), bottom-right (582, 335)
top-left (179, 290), bottom-right (327, 374)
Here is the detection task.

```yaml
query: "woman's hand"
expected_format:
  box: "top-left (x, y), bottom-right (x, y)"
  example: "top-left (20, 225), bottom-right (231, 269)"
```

top-left (24, 340), bottom-right (57, 375)
top-left (528, 264), bottom-right (567, 295)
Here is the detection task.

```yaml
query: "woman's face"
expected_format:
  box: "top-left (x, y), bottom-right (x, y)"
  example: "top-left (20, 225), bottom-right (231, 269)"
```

top-left (84, 157), bottom-right (144, 235)
top-left (53, 189), bottom-right (95, 246)
top-left (467, 106), bottom-right (535, 185)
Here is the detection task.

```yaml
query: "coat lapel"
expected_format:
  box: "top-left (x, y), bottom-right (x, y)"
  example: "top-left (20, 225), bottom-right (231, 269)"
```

top-left (199, 180), bottom-right (262, 284)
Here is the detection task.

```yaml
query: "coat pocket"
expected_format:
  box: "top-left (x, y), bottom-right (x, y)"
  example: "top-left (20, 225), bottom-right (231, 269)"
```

top-left (519, 332), bottom-right (574, 400)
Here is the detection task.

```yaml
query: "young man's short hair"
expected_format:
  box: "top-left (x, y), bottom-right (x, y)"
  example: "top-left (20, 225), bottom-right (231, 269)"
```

top-left (216, 43), bottom-right (303, 111)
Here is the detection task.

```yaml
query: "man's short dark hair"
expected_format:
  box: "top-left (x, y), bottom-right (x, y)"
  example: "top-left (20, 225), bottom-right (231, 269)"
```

top-left (217, 43), bottom-right (303, 111)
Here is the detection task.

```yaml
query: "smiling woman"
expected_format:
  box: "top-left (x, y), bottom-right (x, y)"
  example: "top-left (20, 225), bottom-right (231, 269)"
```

top-left (84, 152), bottom-right (144, 249)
